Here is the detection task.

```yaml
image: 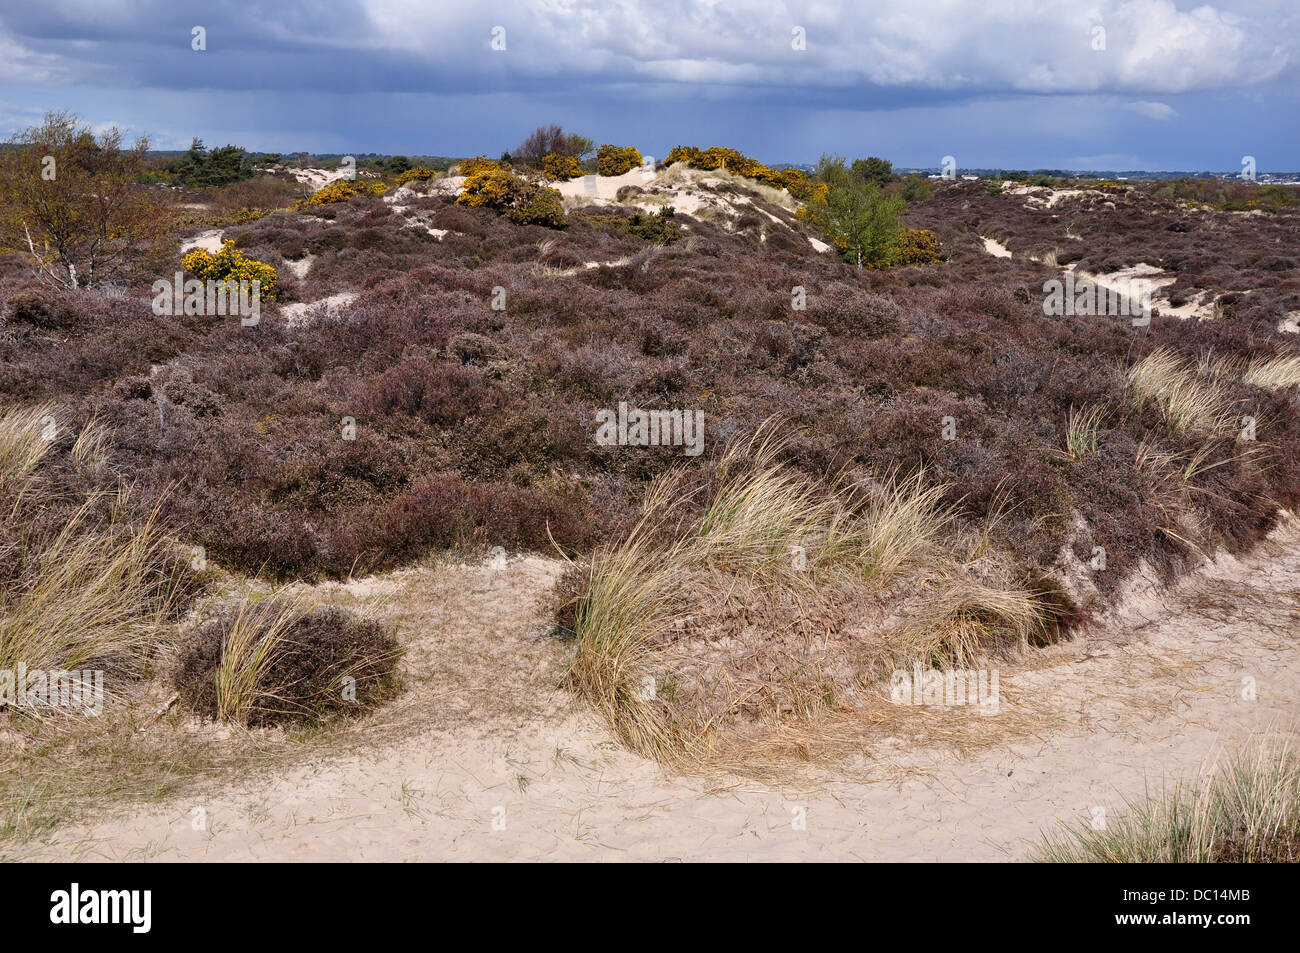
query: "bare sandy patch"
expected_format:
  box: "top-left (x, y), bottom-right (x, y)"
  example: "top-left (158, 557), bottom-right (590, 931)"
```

top-left (279, 292), bottom-right (358, 327)
top-left (180, 229), bottom-right (224, 254)
top-left (981, 236), bottom-right (1012, 258)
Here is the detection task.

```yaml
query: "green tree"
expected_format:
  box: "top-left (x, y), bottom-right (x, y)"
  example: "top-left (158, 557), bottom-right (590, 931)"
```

top-left (168, 139), bottom-right (253, 187)
top-left (851, 156), bottom-right (894, 187)
top-left (805, 155), bottom-right (904, 268)
top-left (0, 111), bottom-right (158, 287)
top-left (513, 124), bottom-right (594, 167)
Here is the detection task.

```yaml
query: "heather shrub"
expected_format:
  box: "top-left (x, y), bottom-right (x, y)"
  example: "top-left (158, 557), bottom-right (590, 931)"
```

top-left (596, 144), bottom-right (643, 176)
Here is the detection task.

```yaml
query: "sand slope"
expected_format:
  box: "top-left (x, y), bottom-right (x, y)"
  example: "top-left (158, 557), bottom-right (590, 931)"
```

top-left (26, 525), bottom-right (1300, 862)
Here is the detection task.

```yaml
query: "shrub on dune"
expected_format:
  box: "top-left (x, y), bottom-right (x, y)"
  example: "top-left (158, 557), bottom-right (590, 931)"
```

top-left (541, 153), bottom-right (583, 181)
top-left (181, 239), bottom-right (279, 302)
top-left (596, 144), bottom-right (643, 176)
top-left (294, 179), bottom-right (389, 210)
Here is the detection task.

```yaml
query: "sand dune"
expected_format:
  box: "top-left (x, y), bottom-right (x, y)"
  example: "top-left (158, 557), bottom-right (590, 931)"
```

top-left (26, 521), bottom-right (1300, 862)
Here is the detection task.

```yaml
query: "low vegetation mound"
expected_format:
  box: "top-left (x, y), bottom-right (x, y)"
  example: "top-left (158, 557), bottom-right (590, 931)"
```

top-left (565, 430), bottom-right (1050, 759)
top-left (174, 597), bottom-right (400, 727)
top-left (665, 145), bottom-right (824, 202)
top-left (0, 403), bottom-right (198, 711)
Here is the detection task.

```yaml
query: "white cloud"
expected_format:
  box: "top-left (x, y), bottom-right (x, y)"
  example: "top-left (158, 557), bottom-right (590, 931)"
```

top-left (360, 0), bottom-right (1295, 94)
top-left (1126, 100), bottom-right (1178, 119)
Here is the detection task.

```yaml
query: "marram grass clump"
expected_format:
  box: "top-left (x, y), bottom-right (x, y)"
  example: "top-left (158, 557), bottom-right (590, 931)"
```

top-left (174, 596), bottom-right (401, 727)
top-left (564, 426), bottom-right (1049, 762)
top-left (1035, 741), bottom-right (1300, 862)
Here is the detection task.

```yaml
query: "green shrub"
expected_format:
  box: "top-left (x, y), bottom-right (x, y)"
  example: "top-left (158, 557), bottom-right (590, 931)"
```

top-left (627, 206), bottom-right (681, 244)
top-left (509, 186), bottom-right (568, 228)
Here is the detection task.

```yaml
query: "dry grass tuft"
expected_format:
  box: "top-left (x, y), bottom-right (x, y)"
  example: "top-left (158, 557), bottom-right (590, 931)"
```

top-left (1128, 347), bottom-right (1233, 435)
top-left (0, 404), bottom-right (185, 697)
top-left (1063, 405), bottom-right (1105, 460)
top-left (1241, 355), bottom-right (1300, 391)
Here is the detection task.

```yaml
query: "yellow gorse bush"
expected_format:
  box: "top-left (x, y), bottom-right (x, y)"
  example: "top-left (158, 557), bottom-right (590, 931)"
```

top-left (457, 167), bottom-right (530, 210)
top-left (541, 153), bottom-right (583, 181)
top-left (665, 145), bottom-right (822, 201)
top-left (182, 239), bottom-right (279, 301)
top-left (596, 144), bottom-right (643, 176)
top-left (457, 156), bottom-right (506, 177)
top-left (395, 166), bottom-right (437, 186)
top-left (456, 166), bottom-right (567, 228)
top-left (293, 178), bottom-right (389, 209)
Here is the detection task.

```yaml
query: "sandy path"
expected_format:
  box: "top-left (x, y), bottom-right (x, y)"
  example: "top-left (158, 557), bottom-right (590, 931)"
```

top-left (28, 528), bottom-right (1300, 862)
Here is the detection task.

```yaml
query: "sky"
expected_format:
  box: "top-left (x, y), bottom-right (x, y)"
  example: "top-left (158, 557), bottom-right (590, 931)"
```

top-left (0, 0), bottom-right (1296, 171)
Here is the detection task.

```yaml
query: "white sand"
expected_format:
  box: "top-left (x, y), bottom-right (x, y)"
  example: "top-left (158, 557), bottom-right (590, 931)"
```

top-left (284, 167), bottom-right (353, 191)
top-left (25, 519), bottom-right (1300, 862)
top-left (285, 255), bottom-right (315, 280)
top-left (981, 236), bottom-right (1012, 258)
top-left (1067, 262), bottom-right (1214, 321)
top-left (279, 292), bottom-right (358, 327)
top-left (180, 229), bottom-right (224, 254)
top-left (551, 168), bottom-right (656, 203)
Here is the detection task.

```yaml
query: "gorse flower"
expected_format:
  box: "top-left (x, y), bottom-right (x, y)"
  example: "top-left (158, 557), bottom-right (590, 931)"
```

top-left (294, 179), bottom-right (389, 209)
top-left (395, 166), bottom-right (437, 187)
top-left (596, 144), bottom-right (642, 176)
top-left (541, 153), bottom-right (583, 181)
top-left (182, 239), bottom-right (279, 301)
top-left (664, 145), bottom-right (821, 201)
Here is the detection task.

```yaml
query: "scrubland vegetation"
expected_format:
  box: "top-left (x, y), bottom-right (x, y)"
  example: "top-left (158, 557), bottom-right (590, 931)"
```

top-left (2, 111), bottom-right (1300, 842)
